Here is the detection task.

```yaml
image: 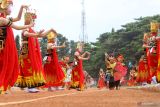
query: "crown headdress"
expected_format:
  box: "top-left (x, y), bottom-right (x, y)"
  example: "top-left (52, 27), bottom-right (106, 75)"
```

top-left (0, 0), bottom-right (13, 9)
top-left (24, 9), bottom-right (37, 21)
top-left (47, 32), bottom-right (57, 40)
top-left (150, 21), bottom-right (159, 33)
top-left (76, 42), bottom-right (84, 50)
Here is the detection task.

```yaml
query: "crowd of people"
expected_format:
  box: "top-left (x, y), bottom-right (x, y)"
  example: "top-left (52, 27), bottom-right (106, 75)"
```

top-left (97, 54), bottom-right (128, 90)
top-left (1, 0), bottom-right (160, 95)
top-left (0, 0), bottom-right (96, 94)
top-left (97, 21), bottom-right (160, 89)
top-left (136, 21), bottom-right (160, 85)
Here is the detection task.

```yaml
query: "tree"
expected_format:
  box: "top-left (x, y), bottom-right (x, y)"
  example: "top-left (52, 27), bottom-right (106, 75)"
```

top-left (40, 37), bottom-right (47, 60)
top-left (57, 34), bottom-right (70, 59)
top-left (86, 15), bottom-right (160, 78)
top-left (15, 35), bottom-right (20, 55)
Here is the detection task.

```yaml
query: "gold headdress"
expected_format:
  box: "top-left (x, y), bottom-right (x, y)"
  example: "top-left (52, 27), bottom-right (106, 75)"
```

top-left (0, 0), bottom-right (13, 9)
top-left (150, 21), bottom-right (159, 33)
top-left (24, 9), bottom-right (37, 22)
top-left (117, 54), bottom-right (124, 60)
top-left (47, 32), bottom-right (57, 40)
top-left (76, 42), bottom-right (83, 50)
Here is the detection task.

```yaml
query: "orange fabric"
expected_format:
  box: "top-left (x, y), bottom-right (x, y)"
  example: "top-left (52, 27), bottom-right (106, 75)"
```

top-left (156, 40), bottom-right (160, 81)
top-left (146, 48), bottom-right (153, 83)
top-left (114, 62), bottom-right (127, 81)
top-left (44, 48), bottom-right (65, 87)
top-left (97, 74), bottom-right (105, 88)
top-left (0, 27), bottom-right (19, 91)
top-left (136, 60), bottom-right (149, 82)
top-left (71, 57), bottom-right (85, 89)
top-left (17, 28), bottom-right (45, 88)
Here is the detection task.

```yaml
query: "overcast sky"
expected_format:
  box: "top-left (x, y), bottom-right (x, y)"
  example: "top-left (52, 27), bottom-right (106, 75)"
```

top-left (11, 0), bottom-right (160, 42)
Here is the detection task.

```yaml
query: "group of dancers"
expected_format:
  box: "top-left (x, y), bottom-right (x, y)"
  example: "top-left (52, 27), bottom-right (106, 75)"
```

top-left (97, 53), bottom-right (128, 90)
top-left (3, 0), bottom-right (158, 95)
top-left (136, 21), bottom-right (160, 85)
top-left (0, 0), bottom-right (91, 94)
top-left (97, 20), bottom-right (160, 89)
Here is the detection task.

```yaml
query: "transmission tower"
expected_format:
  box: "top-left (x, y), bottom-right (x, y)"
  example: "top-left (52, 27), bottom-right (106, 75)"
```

top-left (79, 0), bottom-right (88, 43)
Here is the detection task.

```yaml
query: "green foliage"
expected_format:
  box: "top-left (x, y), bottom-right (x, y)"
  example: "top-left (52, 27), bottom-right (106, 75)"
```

top-left (15, 35), bottom-right (20, 55)
top-left (39, 15), bottom-right (160, 78)
top-left (40, 37), bottom-right (47, 59)
top-left (83, 15), bottom-right (160, 78)
top-left (57, 34), bottom-right (70, 59)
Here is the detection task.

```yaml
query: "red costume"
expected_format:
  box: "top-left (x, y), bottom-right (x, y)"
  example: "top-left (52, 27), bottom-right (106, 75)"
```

top-left (0, 20), bottom-right (19, 91)
top-left (114, 55), bottom-right (127, 81)
top-left (136, 56), bottom-right (149, 82)
top-left (156, 36), bottom-right (160, 81)
top-left (0, 0), bottom-right (19, 92)
top-left (16, 28), bottom-right (45, 88)
top-left (97, 71), bottom-right (105, 88)
top-left (127, 68), bottom-right (137, 86)
top-left (43, 32), bottom-right (65, 87)
top-left (150, 22), bottom-right (159, 81)
top-left (71, 50), bottom-right (85, 90)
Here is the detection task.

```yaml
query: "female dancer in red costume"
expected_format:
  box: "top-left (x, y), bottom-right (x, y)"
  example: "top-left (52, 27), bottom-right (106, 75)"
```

top-left (71, 42), bottom-right (90, 91)
top-left (43, 32), bottom-right (66, 91)
top-left (16, 9), bottom-right (56, 93)
top-left (97, 68), bottom-right (106, 89)
top-left (127, 66), bottom-right (137, 86)
top-left (0, 0), bottom-right (34, 94)
top-left (114, 54), bottom-right (127, 90)
top-left (154, 23), bottom-right (160, 82)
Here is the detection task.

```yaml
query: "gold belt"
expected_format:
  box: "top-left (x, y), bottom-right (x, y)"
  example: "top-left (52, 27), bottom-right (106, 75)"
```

top-left (0, 40), bottom-right (4, 50)
top-left (22, 41), bottom-right (28, 44)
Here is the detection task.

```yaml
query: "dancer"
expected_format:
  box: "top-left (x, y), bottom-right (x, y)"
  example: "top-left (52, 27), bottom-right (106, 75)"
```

top-left (97, 68), bottom-right (106, 89)
top-left (0, 0), bottom-right (34, 94)
top-left (127, 66), bottom-right (137, 86)
top-left (16, 9), bottom-right (55, 93)
top-left (43, 32), bottom-right (66, 91)
top-left (71, 42), bottom-right (90, 91)
top-left (105, 54), bottom-right (116, 90)
top-left (114, 54), bottom-right (127, 90)
top-left (59, 56), bottom-right (73, 90)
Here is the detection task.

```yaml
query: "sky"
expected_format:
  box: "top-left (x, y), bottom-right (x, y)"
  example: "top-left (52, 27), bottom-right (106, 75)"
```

top-left (11, 0), bottom-right (160, 42)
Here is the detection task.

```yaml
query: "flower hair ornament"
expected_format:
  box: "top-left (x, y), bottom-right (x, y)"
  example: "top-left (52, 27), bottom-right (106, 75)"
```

top-left (24, 8), bottom-right (37, 22)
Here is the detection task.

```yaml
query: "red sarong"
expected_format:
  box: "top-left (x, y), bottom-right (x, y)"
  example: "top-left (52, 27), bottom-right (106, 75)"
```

top-left (44, 48), bottom-right (65, 87)
top-left (0, 27), bottom-right (19, 91)
top-left (114, 62), bottom-right (127, 81)
top-left (71, 59), bottom-right (85, 89)
top-left (16, 28), bottom-right (45, 88)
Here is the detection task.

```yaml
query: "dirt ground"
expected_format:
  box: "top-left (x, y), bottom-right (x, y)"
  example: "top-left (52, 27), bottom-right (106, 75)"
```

top-left (0, 87), bottom-right (159, 107)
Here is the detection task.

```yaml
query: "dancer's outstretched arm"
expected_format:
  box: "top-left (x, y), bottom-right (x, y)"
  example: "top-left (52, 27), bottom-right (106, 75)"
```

top-left (51, 42), bottom-right (66, 49)
top-left (40, 28), bottom-right (57, 37)
top-left (12, 5), bottom-right (29, 22)
top-left (23, 30), bottom-right (44, 37)
top-left (77, 53), bottom-right (90, 61)
top-left (81, 51), bottom-right (90, 57)
top-left (0, 17), bottom-right (34, 30)
top-left (11, 23), bottom-right (34, 30)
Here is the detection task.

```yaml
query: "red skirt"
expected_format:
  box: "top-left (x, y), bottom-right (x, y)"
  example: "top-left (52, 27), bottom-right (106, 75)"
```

top-left (71, 59), bottom-right (85, 89)
top-left (136, 61), bottom-right (149, 82)
top-left (0, 27), bottom-right (19, 91)
top-left (97, 77), bottom-right (105, 88)
top-left (43, 49), bottom-right (65, 87)
top-left (16, 55), bottom-right (45, 88)
top-left (127, 77), bottom-right (136, 86)
top-left (114, 62), bottom-right (127, 81)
